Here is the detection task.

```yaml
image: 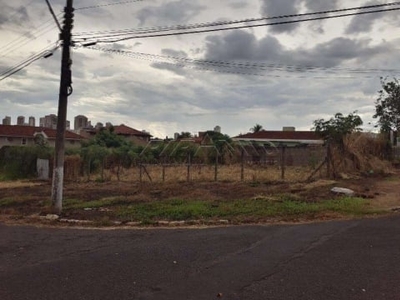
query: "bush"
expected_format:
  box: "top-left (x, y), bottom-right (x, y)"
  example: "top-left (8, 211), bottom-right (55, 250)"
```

top-left (0, 146), bottom-right (52, 180)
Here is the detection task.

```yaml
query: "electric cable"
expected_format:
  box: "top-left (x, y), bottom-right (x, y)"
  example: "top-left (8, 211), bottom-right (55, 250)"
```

top-left (0, 14), bottom-right (62, 59)
top-left (0, 42), bottom-right (60, 82)
top-left (3, 2), bottom-right (399, 82)
top-left (85, 46), bottom-right (400, 75)
top-left (75, 0), bottom-right (147, 11)
top-left (75, 2), bottom-right (400, 36)
top-left (73, 7), bottom-right (400, 44)
top-left (80, 46), bottom-right (397, 79)
top-left (74, 1), bottom-right (400, 39)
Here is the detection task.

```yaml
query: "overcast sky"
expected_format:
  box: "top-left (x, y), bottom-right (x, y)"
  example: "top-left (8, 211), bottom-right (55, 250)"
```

top-left (1, 0), bottom-right (400, 138)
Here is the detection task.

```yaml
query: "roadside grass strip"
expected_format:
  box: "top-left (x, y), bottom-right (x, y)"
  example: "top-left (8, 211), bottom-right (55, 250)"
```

top-left (63, 196), bottom-right (382, 223)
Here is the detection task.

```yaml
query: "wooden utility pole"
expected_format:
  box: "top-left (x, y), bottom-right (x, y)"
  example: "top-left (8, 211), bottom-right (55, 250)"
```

top-left (51, 0), bottom-right (74, 214)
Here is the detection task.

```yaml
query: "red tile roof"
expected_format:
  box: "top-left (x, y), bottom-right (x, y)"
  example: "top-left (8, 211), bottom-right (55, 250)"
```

top-left (234, 131), bottom-right (321, 141)
top-left (113, 124), bottom-right (152, 137)
top-left (0, 125), bottom-right (83, 140)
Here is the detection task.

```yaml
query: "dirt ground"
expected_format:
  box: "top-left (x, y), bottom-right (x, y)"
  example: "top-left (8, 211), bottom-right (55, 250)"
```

top-left (1, 170), bottom-right (400, 224)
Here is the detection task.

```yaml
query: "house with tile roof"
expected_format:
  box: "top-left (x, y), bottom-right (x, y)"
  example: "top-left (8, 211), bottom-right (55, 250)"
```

top-left (113, 124), bottom-right (152, 143)
top-left (0, 125), bottom-right (83, 149)
top-left (78, 124), bottom-right (152, 146)
top-left (233, 128), bottom-right (323, 147)
top-left (232, 128), bottom-right (325, 166)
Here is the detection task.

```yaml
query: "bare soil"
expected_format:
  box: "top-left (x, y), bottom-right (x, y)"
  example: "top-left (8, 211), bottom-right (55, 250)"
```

top-left (1, 171), bottom-right (400, 225)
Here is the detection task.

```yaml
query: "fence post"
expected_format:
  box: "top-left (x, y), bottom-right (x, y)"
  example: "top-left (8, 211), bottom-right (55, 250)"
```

top-left (326, 141), bottom-right (331, 178)
top-left (87, 157), bottom-right (91, 181)
top-left (162, 160), bottom-right (165, 182)
top-left (214, 154), bottom-right (218, 181)
top-left (187, 152), bottom-right (191, 182)
top-left (139, 161), bottom-right (143, 183)
top-left (101, 156), bottom-right (105, 181)
top-left (281, 145), bottom-right (286, 180)
top-left (241, 149), bottom-right (244, 181)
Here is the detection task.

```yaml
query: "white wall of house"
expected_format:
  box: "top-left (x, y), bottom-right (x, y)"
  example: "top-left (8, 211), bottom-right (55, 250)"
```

top-left (0, 137), bottom-right (81, 149)
top-left (0, 136), bottom-right (35, 148)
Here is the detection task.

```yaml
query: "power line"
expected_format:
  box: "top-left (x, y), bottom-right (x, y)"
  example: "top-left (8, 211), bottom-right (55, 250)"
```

top-left (3, 2), bottom-right (399, 82)
top-left (45, 0), bottom-right (62, 32)
top-left (86, 46), bottom-right (400, 75)
top-left (0, 43), bottom-right (59, 82)
top-left (74, 7), bottom-right (400, 44)
top-left (80, 46), bottom-right (396, 79)
top-left (0, 14), bottom-right (62, 59)
top-left (74, 1), bottom-right (400, 39)
top-left (75, 0), bottom-right (147, 11)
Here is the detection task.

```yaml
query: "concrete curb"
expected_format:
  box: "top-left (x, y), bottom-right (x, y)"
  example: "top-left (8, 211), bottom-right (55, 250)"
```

top-left (38, 214), bottom-right (231, 227)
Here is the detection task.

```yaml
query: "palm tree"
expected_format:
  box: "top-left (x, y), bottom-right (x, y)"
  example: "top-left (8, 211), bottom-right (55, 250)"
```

top-left (250, 124), bottom-right (263, 133)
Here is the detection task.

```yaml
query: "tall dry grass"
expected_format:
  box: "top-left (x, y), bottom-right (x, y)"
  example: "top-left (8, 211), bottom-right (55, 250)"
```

top-left (332, 132), bottom-right (393, 175)
top-left (95, 164), bottom-right (318, 183)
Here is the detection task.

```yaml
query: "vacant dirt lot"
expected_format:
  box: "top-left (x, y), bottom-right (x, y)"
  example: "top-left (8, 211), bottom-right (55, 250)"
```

top-left (1, 171), bottom-right (399, 225)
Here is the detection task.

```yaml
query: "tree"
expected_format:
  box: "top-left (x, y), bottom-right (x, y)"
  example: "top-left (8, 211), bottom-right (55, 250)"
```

top-left (177, 132), bottom-right (192, 139)
top-left (250, 124), bottom-right (263, 133)
top-left (86, 127), bottom-right (129, 148)
top-left (373, 77), bottom-right (400, 133)
top-left (80, 127), bottom-right (136, 180)
top-left (202, 131), bottom-right (233, 164)
top-left (313, 112), bottom-right (363, 144)
top-left (80, 144), bottom-right (110, 180)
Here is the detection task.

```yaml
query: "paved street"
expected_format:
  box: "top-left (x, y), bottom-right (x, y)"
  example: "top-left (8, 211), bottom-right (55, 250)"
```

top-left (1, 216), bottom-right (400, 300)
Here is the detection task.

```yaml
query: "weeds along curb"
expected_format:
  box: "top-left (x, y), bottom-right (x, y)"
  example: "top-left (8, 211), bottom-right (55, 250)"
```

top-left (38, 214), bottom-right (231, 227)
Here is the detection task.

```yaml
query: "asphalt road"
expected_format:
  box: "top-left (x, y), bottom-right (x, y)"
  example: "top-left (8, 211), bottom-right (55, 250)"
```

top-left (1, 216), bottom-right (400, 300)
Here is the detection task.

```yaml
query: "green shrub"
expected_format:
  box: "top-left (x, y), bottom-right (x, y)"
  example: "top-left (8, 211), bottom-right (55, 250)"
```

top-left (0, 145), bottom-right (52, 180)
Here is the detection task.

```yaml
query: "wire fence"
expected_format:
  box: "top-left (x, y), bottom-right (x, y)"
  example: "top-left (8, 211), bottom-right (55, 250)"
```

top-left (63, 143), bottom-right (327, 183)
top-left (392, 146), bottom-right (400, 159)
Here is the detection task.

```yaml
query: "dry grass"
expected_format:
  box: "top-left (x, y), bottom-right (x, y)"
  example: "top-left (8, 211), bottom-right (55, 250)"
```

top-left (0, 181), bottom-right (44, 189)
top-left (332, 133), bottom-right (393, 175)
top-left (98, 164), bottom-right (319, 183)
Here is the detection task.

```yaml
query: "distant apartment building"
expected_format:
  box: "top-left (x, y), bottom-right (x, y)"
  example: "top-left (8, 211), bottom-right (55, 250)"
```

top-left (95, 122), bottom-right (104, 130)
top-left (39, 114), bottom-right (70, 130)
top-left (17, 116), bottom-right (25, 126)
top-left (29, 116), bottom-right (35, 127)
top-left (74, 115), bottom-right (89, 130)
top-left (40, 114), bottom-right (57, 129)
top-left (2, 116), bottom-right (11, 125)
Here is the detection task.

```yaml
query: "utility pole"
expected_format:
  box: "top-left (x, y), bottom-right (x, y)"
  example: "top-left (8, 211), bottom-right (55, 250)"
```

top-left (52, 0), bottom-right (74, 214)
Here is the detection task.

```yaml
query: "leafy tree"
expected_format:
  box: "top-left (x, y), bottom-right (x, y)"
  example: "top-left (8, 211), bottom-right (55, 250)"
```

top-left (84, 127), bottom-right (130, 148)
top-left (313, 112), bottom-right (363, 144)
top-left (33, 133), bottom-right (48, 147)
top-left (250, 124), bottom-right (263, 133)
top-left (373, 77), bottom-right (400, 133)
top-left (201, 131), bottom-right (233, 164)
top-left (0, 146), bottom-right (52, 180)
top-left (177, 132), bottom-right (192, 139)
top-left (110, 144), bottom-right (137, 181)
top-left (170, 141), bottom-right (198, 163)
top-left (81, 145), bottom-right (110, 180)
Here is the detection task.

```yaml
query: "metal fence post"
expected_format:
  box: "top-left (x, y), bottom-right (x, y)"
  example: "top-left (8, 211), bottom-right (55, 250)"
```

top-left (139, 161), bottom-right (143, 183)
top-left (187, 152), bottom-right (191, 182)
top-left (281, 145), bottom-right (286, 180)
top-left (162, 160), bottom-right (165, 182)
top-left (214, 155), bottom-right (218, 181)
top-left (241, 149), bottom-right (244, 181)
top-left (326, 141), bottom-right (331, 178)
